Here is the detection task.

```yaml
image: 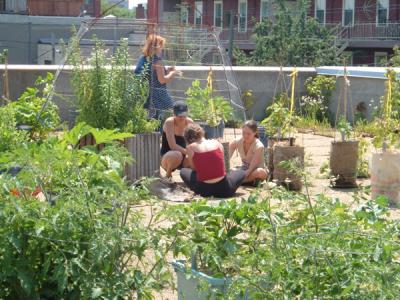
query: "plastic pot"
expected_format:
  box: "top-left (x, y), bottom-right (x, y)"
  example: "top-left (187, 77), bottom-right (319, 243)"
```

top-left (371, 150), bottom-right (400, 206)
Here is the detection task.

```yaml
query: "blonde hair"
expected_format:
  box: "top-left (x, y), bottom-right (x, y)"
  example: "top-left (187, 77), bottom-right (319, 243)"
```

top-left (142, 34), bottom-right (166, 57)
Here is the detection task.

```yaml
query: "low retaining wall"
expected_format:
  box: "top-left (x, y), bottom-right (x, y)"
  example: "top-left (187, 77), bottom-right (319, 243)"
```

top-left (0, 65), bottom-right (386, 122)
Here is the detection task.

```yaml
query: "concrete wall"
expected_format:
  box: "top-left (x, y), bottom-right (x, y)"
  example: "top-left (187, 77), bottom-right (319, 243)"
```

top-left (0, 65), bottom-right (386, 123)
top-left (0, 15), bottom-right (142, 64)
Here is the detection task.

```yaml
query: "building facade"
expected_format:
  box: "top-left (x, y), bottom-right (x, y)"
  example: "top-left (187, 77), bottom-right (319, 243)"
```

top-left (148, 0), bottom-right (400, 66)
top-left (0, 0), bottom-right (101, 17)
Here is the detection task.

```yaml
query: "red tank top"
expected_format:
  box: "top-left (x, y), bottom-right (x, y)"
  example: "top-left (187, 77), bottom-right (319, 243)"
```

top-left (192, 148), bottom-right (226, 182)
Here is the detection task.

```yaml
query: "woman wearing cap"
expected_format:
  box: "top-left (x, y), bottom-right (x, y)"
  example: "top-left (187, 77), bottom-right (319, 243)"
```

top-left (229, 120), bottom-right (268, 184)
top-left (180, 123), bottom-right (246, 198)
top-left (161, 101), bottom-right (193, 178)
top-left (137, 34), bottom-right (181, 119)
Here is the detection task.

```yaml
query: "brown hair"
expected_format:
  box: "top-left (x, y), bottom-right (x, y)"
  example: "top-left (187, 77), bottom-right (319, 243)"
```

top-left (243, 120), bottom-right (259, 138)
top-left (142, 34), bottom-right (166, 57)
top-left (184, 123), bottom-right (204, 144)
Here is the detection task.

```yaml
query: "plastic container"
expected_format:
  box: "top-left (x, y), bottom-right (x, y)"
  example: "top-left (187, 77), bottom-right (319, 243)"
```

top-left (371, 151), bottom-right (400, 206)
top-left (172, 260), bottom-right (230, 300)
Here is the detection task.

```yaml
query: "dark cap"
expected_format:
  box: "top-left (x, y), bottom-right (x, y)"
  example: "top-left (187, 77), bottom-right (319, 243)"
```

top-left (173, 101), bottom-right (188, 117)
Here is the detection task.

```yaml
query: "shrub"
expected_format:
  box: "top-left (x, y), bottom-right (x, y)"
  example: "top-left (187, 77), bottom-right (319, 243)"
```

top-left (0, 105), bottom-right (27, 153)
top-left (69, 34), bottom-right (158, 133)
top-left (0, 124), bottom-right (172, 299)
top-left (10, 73), bottom-right (60, 140)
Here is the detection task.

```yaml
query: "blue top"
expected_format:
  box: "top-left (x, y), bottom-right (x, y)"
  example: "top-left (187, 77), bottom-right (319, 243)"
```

top-left (148, 55), bottom-right (174, 116)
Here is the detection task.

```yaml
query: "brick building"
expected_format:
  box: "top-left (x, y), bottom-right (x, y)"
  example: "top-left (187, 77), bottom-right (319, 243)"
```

top-left (148, 0), bottom-right (400, 66)
top-left (0, 0), bottom-right (101, 17)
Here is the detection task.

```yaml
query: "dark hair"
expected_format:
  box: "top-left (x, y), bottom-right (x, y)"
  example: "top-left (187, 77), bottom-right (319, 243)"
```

top-left (184, 123), bottom-right (204, 144)
top-left (243, 120), bottom-right (259, 138)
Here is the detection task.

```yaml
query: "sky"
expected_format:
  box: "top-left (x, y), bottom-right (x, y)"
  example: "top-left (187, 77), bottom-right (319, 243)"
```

top-left (129, 0), bottom-right (146, 9)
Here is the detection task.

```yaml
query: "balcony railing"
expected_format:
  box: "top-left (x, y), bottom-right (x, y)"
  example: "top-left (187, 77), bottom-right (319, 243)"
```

top-left (217, 27), bottom-right (255, 46)
top-left (326, 23), bottom-right (400, 41)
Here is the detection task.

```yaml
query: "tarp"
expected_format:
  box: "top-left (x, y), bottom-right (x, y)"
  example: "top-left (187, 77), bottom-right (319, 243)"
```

top-left (316, 66), bottom-right (400, 80)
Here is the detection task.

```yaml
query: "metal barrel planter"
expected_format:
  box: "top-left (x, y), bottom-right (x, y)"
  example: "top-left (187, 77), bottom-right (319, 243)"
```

top-left (273, 144), bottom-right (304, 191)
top-left (124, 132), bottom-right (161, 182)
top-left (78, 133), bottom-right (105, 151)
top-left (371, 151), bottom-right (400, 206)
top-left (330, 140), bottom-right (359, 188)
top-left (79, 132), bottom-right (161, 182)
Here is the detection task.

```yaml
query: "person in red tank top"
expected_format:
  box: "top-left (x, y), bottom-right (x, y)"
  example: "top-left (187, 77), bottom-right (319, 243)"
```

top-left (180, 124), bottom-right (246, 198)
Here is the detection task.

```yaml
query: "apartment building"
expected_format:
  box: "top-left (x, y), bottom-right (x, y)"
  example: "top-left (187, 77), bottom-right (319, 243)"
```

top-left (148, 0), bottom-right (400, 66)
top-left (0, 0), bottom-right (101, 17)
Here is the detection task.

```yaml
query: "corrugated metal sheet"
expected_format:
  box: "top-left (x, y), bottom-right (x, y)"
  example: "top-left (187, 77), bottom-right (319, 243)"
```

top-left (316, 66), bottom-right (400, 79)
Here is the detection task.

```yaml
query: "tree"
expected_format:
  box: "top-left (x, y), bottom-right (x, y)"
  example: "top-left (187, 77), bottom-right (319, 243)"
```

top-left (251, 0), bottom-right (339, 66)
top-left (101, 0), bottom-right (135, 18)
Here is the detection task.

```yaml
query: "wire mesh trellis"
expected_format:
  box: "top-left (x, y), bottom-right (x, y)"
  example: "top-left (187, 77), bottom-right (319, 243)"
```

top-left (47, 17), bottom-right (246, 125)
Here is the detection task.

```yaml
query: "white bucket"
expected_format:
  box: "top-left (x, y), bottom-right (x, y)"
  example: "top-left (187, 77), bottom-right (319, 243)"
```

top-left (371, 151), bottom-right (400, 206)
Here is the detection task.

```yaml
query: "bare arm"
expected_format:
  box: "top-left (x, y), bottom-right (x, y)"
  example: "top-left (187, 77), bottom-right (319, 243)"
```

top-left (229, 140), bottom-right (238, 159)
top-left (164, 119), bottom-right (186, 154)
top-left (154, 62), bottom-right (177, 84)
top-left (186, 145), bottom-right (196, 170)
top-left (245, 146), bottom-right (264, 177)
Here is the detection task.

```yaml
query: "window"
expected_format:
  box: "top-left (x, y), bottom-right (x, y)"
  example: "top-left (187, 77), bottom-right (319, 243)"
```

top-left (194, 1), bottom-right (203, 26)
top-left (375, 52), bottom-right (388, 66)
top-left (343, 0), bottom-right (354, 27)
top-left (224, 10), bottom-right (232, 28)
top-left (214, 1), bottom-right (223, 27)
top-left (180, 5), bottom-right (189, 25)
top-left (377, 0), bottom-right (389, 26)
top-left (260, 0), bottom-right (268, 21)
top-left (315, 0), bottom-right (326, 25)
top-left (238, 0), bottom-right (248, 32)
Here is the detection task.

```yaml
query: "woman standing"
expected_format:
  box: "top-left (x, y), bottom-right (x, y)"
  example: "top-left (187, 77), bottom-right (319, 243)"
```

top-left (229, 120), bottom-right (268, 184)
top-left (136, 34), bottom-right (181, 119)
top-left (161, 101), bottom-right (193, 178)
top-left (180, 124), bottom-right (246, 198)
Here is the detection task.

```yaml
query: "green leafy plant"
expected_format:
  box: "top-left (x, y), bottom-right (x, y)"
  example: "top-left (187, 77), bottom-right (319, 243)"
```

top-left (186, 80), bottom-right (233, 127)
top-left (261, 94), bottom-right (296, 137)
top-left (0, 124), bottom-right (174, 299)
top-left (69, 34), bottom-right (159, 133)
top-left (241, 89), bottom-right (255, 119)
top-left (163, 183), bottom-right (400, 299)
top-left (0, 105), bottom-right (27, 153)
top-left (337, 116), bottom-right (352, 141)
top-left (305, 75), bottom-right (336, 101)
top-left (252, 0), bottom-right (339, 66)
top-left (10, 73), bottom-right (60, 140)
top-left (357, 138), bottom-right (370, 178)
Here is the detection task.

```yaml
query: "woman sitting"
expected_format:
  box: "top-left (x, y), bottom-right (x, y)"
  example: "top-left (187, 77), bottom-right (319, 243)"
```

top-left (161, 101), bottom-right (193, 178)
top-left (180, 124), bottom-right (246, 198)
top-left (229, 120), bottom-right (268, 184)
